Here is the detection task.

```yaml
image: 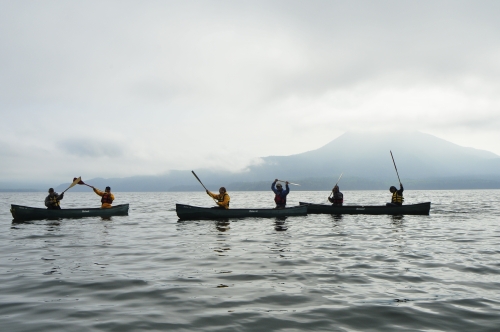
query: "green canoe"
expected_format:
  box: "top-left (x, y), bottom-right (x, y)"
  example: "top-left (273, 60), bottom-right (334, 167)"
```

top-left (176, 203), bottom-right (307, 220)
top-left (299, 202), bottom-right (431, 215)
top-left (10, 204), bottom-right (129, 221)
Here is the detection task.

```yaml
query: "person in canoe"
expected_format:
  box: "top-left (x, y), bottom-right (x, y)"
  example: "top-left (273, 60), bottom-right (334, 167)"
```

top-left (386, 183), bottom-right (404, 206)
top-left (92, 186), bottom-right (115, 208)
top-left (328, 185), bottom-right (343, 206)
top-left (272, 179), bottom-right (289, 209)
top-left (206, 187), bottom-right (230, 209)
top-left (45, 188), bottom-right (64, 209)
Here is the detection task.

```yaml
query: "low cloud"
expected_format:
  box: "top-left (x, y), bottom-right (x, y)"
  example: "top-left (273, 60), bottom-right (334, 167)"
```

top-left (58, 139), bottom-right (124, 158)
top-left (1, 1), bottom-right (500, 185)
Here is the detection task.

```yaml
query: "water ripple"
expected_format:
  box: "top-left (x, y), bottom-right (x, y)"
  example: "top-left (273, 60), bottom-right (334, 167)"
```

top-left (1, 190), bottom-right (500, 331)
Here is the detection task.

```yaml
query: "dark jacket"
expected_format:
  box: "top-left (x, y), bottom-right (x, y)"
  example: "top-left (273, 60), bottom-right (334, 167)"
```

top-left (45, 192), bottom-right (63, 208)
top-left (272, 182), bottom-right (289, 207)
top-left (328, 191), bottom-right (344, 206)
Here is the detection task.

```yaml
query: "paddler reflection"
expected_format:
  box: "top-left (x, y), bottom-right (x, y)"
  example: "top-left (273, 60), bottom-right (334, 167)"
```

top-left (331, 214), bottom-right (343, 222)
top-left (215, 219), bottom-right (230, 232)
top-left (275, 216), bottom-right (288, 231)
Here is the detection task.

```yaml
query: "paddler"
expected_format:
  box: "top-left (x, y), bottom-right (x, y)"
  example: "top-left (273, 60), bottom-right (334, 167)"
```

top-left (45, 188), bottom-right (64, 210)
top-left (91, 186), bottom-right (115, 209)
top-left (386, 183), bottom-right (404, 206)
top-left (328, 185), bottom-right (343, 206)
top-left (206, 187), bottom-right (230, 209)
top-left (272, 179), bottom-right (289, 209)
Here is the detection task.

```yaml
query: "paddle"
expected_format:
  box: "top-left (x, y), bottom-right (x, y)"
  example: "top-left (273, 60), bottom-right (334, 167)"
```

top-left (75, 177), bottom-right (94, 189)
top-left (192, 171), bottom-right (218, 203)
top-left (61, 176), bottom-right (82, 194)
top-left (390, 150), bottom-right (402, 186)
top-left (276, 180), bottom-right (300, 186)
top-left (327, 173), bottom-right (343, 202)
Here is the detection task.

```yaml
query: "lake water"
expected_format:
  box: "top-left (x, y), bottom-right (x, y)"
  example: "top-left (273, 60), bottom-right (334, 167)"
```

top-left (1, 190), bottom-right (500, 331)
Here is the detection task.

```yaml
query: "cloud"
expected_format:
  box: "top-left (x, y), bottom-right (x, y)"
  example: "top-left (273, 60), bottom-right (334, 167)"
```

top-left (1, 1), bottom-right (500, 184)
top-left (57, 138), bottom-right (124, 158)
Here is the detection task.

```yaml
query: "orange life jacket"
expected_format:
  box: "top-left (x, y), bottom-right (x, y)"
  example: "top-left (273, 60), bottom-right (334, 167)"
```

top-left (101, 193), bottom-right (113, 204)
top-left (218, 193), bottom-right (229, 207)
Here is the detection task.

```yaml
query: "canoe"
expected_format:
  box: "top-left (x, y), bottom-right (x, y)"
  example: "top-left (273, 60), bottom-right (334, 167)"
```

top-left (176, 203), bottom-right (307, 220)
top-left (299, 202), bottom-right (431, 215)
top-left (10, 204), bottom-right (129, 221)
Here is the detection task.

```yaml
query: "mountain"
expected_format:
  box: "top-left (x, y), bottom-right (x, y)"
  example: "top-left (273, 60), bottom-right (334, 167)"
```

top-left (246, 131), bottom-right (500, 180)
top-left (55, 131), bottom-right (500, 191)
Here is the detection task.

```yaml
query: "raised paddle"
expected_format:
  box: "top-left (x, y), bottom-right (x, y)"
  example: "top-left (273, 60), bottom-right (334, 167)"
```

top-left (276, 180), bottom-right (300, 186)
top-left (390, 150), bottom-right (402, 186)
top-left (192, 171), bottom-right (218, 203)
top-left (328, 173), bottom-right (343, 201)
top-left (61, 176), bottom-right (82, 194)
top-left (75, 177), bottom-right (94, 189)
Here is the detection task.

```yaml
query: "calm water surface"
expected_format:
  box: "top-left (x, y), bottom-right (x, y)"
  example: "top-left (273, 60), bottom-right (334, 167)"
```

top-left (1, 190), bottom-right (500, 331)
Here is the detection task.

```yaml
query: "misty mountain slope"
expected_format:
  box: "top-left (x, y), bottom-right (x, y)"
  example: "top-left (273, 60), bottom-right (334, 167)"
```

top-left (54, 131), bottom-right (500, 192)
top-left (248, 131), bottom-right (500, 180)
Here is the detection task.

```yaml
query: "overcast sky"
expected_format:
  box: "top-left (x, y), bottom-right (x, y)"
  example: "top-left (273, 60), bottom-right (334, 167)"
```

top-left (1, 0), bottom-right (499, 185)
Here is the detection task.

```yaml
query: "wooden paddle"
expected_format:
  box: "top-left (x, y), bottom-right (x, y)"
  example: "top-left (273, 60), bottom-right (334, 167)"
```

top-left (61, 176), bottom-right (82, 194)
top-left (192, 171), bottom-right (218, 203)
top-left (390, 150), bottom-right (402, 186)
top-left (327, 173), bottom-right (343, 201)
top-left (276, 180), bottom-right (300, 186)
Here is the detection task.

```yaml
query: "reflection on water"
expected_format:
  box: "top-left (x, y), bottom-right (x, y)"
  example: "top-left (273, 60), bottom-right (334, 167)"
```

top-left (331, 214), bottom-right (343, 222)
top-left (274, 216), bottom-right (288, 231)
top-left (215, 220), bottom-right (230, 232)
top-left (391, 214), bottom-right (404, 222)
top-left (214, 220), bottom-right (231, 256)
top-left (1, 190), bottom-right (500, 332)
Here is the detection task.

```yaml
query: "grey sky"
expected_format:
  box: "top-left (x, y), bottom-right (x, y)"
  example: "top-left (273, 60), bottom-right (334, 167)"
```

top-left (1, 0), bottom-right (499, 184)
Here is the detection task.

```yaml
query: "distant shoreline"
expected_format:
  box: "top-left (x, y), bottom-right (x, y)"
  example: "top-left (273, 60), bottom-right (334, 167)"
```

top-left (0, 189), bottom-right (43, 193)
top-left (2, 188), bottom-right (500, 193)
top-left (4, 175), bottom-right (500, 192)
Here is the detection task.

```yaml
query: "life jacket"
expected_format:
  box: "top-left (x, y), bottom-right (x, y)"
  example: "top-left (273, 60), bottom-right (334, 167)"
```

top-left (218, 193), bottom-right (229, 207)
top-left (274, 191), bottom-right (287, 206)
top-left (48, 194), bottom-right (60, 207)
top-left (391, 191), bottom-right (404, 204)
top-left (101, 193), bottom-right (114, 204)
top-left (332, 192), bottom-right (343, 205)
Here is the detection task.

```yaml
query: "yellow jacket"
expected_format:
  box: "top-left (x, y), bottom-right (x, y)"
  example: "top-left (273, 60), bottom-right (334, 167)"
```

top-left (93, 188), bottom-right (115, 209)
top-left (207, 191), bottom-right (230, 209)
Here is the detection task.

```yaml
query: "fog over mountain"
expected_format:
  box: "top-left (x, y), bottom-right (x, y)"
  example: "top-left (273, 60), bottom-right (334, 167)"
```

top-left (48, 131), bottom-right (500, 192)
top-left (249, 131), bottom-right (500, 179)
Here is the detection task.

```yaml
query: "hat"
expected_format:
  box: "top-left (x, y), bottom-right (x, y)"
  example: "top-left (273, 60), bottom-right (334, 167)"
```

top-left (105, 186), bottom-right (111, 190)
top-left (48, 188), bottom-right (54, 193)
top-left (276, 183), bottom-right (282, 188)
